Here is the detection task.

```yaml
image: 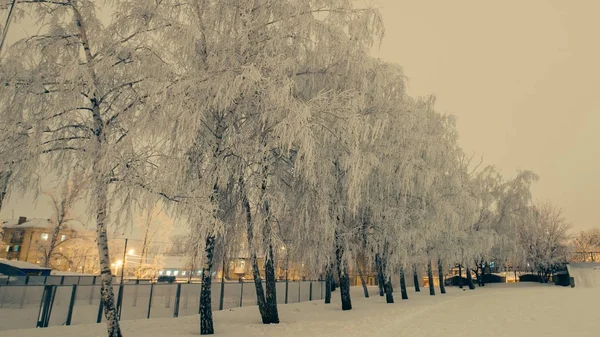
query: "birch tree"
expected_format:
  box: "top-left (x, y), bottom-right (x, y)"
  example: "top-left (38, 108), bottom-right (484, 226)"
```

top-left (161, 0), bottom-right (385, 328)
top-left (0, 2), bottom-right (180, 336)
top-left (40, 174), bottom-right (84, 268)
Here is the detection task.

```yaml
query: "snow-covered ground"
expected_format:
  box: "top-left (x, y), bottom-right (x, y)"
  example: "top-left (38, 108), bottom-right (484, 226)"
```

top-left (6, 282), bottom-right (597, 337)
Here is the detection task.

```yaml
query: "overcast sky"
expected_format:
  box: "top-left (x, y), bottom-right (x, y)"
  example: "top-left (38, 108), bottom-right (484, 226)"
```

top-left (372, 0), bottom-right (599, 232)
top-left (1, 0), bottom-right (598, 233)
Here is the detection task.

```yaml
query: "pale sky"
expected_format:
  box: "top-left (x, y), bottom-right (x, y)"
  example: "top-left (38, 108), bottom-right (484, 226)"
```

top-left (372, 0), bottom-right (600, 232)
top-left (1, 0), bottom-right (598, 233)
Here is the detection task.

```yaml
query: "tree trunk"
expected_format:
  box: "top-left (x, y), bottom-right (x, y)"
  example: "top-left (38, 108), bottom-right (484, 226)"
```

top-left (480, 262), bottom-right (486, 287)
top-left (458, 264), bottom-right (463, 288)
top-left (260, 170), bottom-right (279, 323)
top-left (325, 268), bottom-right (332, 304)
top-left (335, 240), bottom-right (352, 311)
top-left (43, 223), bottom-right (62, 268)
top-left (356, 260), bottom-right (369, 298)
top-left (0, 170), bottom-right (11, 213)
top-left (251, 255), bottom-right (270, 323)
top-left (94, 179), bottom-right (122, 337)
top-left (400, 268), bottom-right (409, 299)
top-left (241, 187), bottom-right (271, 324)
top-left (384, 276), bottom-right (394, 303)
top-left (264, 244), bottom-right (279, 324)
top-left (376, 253), bottom-right (384, 296)
top-left (466, 268), bottom-right (475, 289)
top-left (200, 236), bottom-right (215, 335)
top-left (437, 259), bottom-right (446, 294)
top-left (413, 264), bottom-right (421, 292)
top-left (427, 258), bottom-right (435, 296)
top-left (474, 265), bottom-right (481, 286)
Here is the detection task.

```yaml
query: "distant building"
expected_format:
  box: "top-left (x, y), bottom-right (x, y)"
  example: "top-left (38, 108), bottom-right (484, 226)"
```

top-left (0, 216), bottom-right (80, 270)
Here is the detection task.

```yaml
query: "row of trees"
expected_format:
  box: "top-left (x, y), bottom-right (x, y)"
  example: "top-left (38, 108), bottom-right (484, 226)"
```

top-left (0, 1), bottom-right (573, 336)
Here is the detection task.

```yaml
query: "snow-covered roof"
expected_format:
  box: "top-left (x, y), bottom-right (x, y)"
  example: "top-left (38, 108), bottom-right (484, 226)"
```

top-left (1, 218), bottom-right (54, 229)
top-left (1, 217), bottom-right (87, 231)
top-left (0, 259), bottom-right (51, 270)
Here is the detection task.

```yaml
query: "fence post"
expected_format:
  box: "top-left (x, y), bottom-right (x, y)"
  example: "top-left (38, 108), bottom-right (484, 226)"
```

top-left (309, 281), bottom-right (313, 301)
top-left (173, 283), bottom-right (182, 317)
top-left (219, 276), bottom-right (225, 311)
top-left (60, 276), bottom-right (65, 285)
top-left (285, 277), bottom-right (289, 304)
top-left (96, 296), bottom-right (104, 323)
top-left (36, 285), bottom-right (57, 328)
top-left (239, 282), bottom-right (244, 307)
top-left (147, 283), bottom-right (154, 319)
top-left (25, 276), bottom-right (29, 285)
top-left (65, 284), bottom-right (77, 326)
top-left (116, 284), bottom-right (125, 320)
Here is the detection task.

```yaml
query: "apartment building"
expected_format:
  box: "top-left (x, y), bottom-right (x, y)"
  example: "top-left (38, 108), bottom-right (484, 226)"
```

top-left (0, 216), bottom-right (80, 270)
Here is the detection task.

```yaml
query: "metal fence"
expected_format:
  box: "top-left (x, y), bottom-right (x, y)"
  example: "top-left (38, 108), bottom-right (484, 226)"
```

top-left (569, 252), bottom-right (600, 263)
top-left (0, 280), bottom-right (325, 331)
top-left (0, 275), bottom-right (152, 286)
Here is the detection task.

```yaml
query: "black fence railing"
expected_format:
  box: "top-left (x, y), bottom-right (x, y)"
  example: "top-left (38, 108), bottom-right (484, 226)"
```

top-left (569, 252), bottom-right (600, 263)
top-left (0, 275), bottom-right (154, 286)
top-left (0, 280), bottom-right (326, 331)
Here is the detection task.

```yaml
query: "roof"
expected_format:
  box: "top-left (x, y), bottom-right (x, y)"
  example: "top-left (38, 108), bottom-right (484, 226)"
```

top-left (0, 259), bottom-right (51, 270)
top-left (1, 218), bottom-right (87, 231)
top-left (1, 218), bottom-right (55, 229)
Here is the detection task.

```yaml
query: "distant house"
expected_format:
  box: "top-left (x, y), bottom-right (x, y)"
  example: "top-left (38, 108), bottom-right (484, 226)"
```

top-left (0, 216), bottom-right (80, 270)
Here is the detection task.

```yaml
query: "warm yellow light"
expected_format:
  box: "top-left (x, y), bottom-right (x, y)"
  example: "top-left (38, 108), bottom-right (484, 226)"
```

top-left (128, 249), bottom-right (135, 256)
top-left (115, 260), bottom-right (123, 266)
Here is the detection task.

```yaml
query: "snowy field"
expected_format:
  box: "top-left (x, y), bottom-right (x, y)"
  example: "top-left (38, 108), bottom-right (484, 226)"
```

top-left (5, 282), bottom-right (598, 337)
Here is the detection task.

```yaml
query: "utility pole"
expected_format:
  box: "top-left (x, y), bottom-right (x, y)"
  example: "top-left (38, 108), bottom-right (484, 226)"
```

top-left (0, 0), bottom-right (18, 56)
top-left (120, 238), bottom-right (128, 284)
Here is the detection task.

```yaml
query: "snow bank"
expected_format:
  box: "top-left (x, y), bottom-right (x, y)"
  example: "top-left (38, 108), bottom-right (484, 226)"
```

top-left (8, 284), bottom-right (598, 337)
top-left (567, 262), bottom-right (600, 288)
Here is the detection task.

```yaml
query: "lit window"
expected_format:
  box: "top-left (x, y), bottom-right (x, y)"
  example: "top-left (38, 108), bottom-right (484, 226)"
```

top-left (40, 233), bottom-right (49, 241)
top-left (166, 270), bottom-right (172, 276)
top-left (159, 271), bottom-right (164, 276)
top-left (197, 270), bottom-right (202, 275)
top-left (173, 270), bottom-right (179, 276)
top-left (14, 245), bottom-right (19, 252)
top-left (5, 246), bottom-right (10, 252)
top-left (182, 271), bottom-right (186, 276)
top-left (61, 235), bottom-right (67, 242)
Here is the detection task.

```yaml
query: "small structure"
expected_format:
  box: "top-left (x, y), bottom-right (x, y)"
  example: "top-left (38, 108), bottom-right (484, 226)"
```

top-left (0, 259), bottom-right (51, 276)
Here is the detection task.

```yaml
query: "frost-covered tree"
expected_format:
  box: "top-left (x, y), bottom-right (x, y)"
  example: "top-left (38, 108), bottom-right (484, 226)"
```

top-left (40, 173), bottom-right (84, 268)
top-left (571, 229), bottom-right (600, 262)
top-left (0, 2), bottom-right (180, 336)
top-left (161, 0), bottom-right (385, 326)
top-left (518, 202), bottom-right (571, 282)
